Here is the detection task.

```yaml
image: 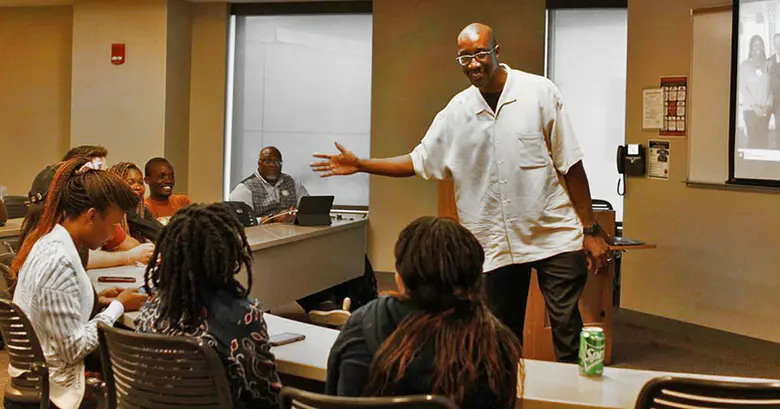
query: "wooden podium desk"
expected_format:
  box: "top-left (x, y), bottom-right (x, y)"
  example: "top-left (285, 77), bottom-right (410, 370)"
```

top-left (523, 210), bottom-right (655, 364)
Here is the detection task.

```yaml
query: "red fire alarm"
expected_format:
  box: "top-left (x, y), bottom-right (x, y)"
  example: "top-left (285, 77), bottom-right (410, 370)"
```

top-left (111, 43), bottom-right (126, 65)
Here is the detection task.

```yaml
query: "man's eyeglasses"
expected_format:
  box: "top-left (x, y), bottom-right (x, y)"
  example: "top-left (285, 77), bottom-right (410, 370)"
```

top-left (260, 159), bottom-right (283, 166)
top-left (456, 46), bottom-right (497, 67)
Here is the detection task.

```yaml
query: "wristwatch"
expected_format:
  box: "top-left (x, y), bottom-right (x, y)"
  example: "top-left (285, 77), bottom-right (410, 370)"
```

top-left (583, 223), bottom-right (601, 236)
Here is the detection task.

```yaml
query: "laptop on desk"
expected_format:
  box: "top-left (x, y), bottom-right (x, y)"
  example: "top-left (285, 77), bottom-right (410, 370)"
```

top-left (295, 196), bottom-right (334, 226)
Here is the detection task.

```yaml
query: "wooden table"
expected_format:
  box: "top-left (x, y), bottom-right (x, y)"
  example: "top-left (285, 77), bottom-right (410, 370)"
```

top-left (518, 360), bottom-right (774, 409)
top-left (90, 218), bottom-right (367, 311)
top-left (524, 210), bottom-right (656, 364)
top-left (89, 217), bottom-right (367, 311)
top-left (89, 266), bottom-right (777, 408)
top-left (88, 264), bottom-right (340, 381)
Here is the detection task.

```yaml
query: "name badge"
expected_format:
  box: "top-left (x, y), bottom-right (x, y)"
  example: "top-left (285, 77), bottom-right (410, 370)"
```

top-left (281, 189), bottom-right (290, 197)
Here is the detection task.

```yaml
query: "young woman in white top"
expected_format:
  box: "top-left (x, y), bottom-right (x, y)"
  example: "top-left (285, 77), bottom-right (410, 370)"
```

top-left (8, 156), bottom-right (148, 409)
top-left (739, 34), bottom-right (772, 149)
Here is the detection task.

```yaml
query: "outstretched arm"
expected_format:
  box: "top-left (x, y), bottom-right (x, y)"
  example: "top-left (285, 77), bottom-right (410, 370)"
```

top-left (311, 142), bottom-right (415, 178)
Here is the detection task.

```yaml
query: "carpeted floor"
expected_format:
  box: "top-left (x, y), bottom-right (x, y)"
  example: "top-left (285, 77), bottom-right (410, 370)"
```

top-left (610, 309), bottom-right (780, 379)
top-left (1, 272), bottom-right (777, 401)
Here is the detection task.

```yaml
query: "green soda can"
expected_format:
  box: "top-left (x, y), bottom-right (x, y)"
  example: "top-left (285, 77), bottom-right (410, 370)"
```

top-left (578, 326), bottom-right (605, 376)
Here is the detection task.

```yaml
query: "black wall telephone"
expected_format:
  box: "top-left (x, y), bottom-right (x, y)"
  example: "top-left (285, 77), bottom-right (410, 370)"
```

top-left (616, 144), bottom-right (646, 196)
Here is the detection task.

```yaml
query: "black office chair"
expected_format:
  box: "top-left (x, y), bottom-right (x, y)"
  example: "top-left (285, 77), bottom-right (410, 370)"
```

top-left (634, 376), bottom-right (780, 409)
top-left (0, 251), bottom-right (15, 298)
top-left (98, 324), bottom-right (234, 409)
top-left (0, 252), bottom-right (14, 351)
top-left (3, 196), bottom-right (29, 219)
top-left (280, 387), bottom-right (459, 409)
top-left (223, 201), bottom-right (257, 227)
top-left (0, 199), bottom-right (7, 226)
top-left (591, 199), bottom-right (614, 212)
top-left (0, 298), bottom-right (50, 409)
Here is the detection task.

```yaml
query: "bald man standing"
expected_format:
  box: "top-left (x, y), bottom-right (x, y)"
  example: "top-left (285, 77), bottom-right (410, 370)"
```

top-left (311, 23), bottom-right (611, 362)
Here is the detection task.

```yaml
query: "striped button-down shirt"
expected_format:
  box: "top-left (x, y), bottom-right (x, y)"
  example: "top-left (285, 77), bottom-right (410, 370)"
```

top-left (11, 224), bottom-right (124, 409)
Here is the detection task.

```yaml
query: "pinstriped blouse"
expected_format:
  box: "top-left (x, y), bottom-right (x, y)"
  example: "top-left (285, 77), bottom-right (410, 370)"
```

top-left (11, 224), bottom-right (124, 409)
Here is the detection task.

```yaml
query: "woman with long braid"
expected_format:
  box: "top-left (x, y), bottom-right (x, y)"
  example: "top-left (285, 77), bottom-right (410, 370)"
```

top-left (22, 148), bottom-right (154, 270)
top-left (108, 162), bottom-right (162, 243)
top-left (135, 203), bottom-right (281, 409)
top-left (9, 156), bottom-right (148, 409)
top-left (327, 216), bottom-right (523, 408)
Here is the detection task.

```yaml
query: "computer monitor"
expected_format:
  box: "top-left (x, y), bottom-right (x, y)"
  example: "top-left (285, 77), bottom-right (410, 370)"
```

top-left (295, 196), bottom-right (334, 226)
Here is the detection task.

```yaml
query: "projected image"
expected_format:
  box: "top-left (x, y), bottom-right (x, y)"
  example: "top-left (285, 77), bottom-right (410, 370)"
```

top-left (734, 0), bottom-right (780, 181)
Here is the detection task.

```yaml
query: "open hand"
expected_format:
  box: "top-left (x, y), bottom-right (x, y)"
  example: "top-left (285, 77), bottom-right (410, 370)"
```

top-left (311, 142), bottom-right (360, 177)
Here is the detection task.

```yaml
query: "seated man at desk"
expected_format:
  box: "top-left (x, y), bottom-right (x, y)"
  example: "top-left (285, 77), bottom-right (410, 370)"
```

top-left (229, 146), bottom-right (308, 223)
top-left (144, 157), bottom-right (192, 222)
top-left (231, 147), bottom-right (351, 313)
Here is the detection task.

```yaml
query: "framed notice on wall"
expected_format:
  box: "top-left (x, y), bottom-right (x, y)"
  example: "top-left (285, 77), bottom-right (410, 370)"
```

top-left (660, 76), bottom-right (687, 137)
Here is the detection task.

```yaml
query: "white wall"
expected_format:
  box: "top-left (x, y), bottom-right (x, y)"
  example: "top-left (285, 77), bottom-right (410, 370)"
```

top-left (229, 14), bottom-right (372, 206)
top-left (549, 9), bottom-right (628, 220)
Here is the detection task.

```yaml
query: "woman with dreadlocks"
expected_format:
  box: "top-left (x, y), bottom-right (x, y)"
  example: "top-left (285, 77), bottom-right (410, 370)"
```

top-left (9, 156), bottom-right (149, 409)
top-left (108, 162), bottom-right (162, 243)
top-left (135, 203), bottom-right (281, 409)
top-left (326, 216), bottom-right (523, 408)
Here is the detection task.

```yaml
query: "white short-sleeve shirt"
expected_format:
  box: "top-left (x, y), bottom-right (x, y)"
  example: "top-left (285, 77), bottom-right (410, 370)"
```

top-left (410, 65), bottom-right (584, 272)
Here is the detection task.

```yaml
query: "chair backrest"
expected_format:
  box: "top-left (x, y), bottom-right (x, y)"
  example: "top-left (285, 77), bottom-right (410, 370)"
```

top-left (222, 201), bottom-right (257, 227)
top-left (0, 251), bottom-right (16, 296)
top-left (280, 387), bottom-right (459, 409)
top-left (0, 298), bottom-right (49, 408)
top-left (634, 376), bottom-right (780, 409)
top-left (0, 199), bottom-right (7, 225)
top-left (98, 324), bottom-right (233, 409)
top-left (592, 199), bottom-right (614, 211)
top-left (3, 196), bottom-right (29, 219)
